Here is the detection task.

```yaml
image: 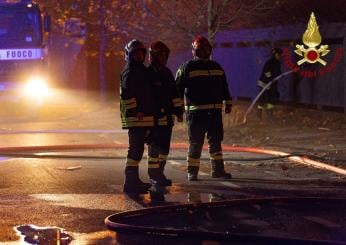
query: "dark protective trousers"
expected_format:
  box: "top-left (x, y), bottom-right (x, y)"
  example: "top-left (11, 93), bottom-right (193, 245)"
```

top-left (127, 127), bottom-right (156, 164)
top-left (147, 126), bottom-right (173, 184)
top-left (124, 127), bottom-right (157, 193)
top-left (157, 125), bottom-right (173, 159)
top-left (257, 84), bottom-right (280, 109)
top-left (186, 109), bottom-right (224, 171)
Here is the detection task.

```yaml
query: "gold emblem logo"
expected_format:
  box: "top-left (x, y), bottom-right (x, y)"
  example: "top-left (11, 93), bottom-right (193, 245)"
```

top-left (295, 12), bottom-right (329, 66)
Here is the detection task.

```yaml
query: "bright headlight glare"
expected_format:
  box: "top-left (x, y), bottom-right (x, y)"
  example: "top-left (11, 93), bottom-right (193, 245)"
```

top-left (23, 77), bottom-right (50, 97)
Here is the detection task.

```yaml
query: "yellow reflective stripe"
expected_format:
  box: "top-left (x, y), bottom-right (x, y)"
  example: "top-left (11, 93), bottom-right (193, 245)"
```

top-left (187, 157), bottom-right (201, 163)
top-left (172, 98), bottom-right (182, 103)
top-left (159, 154), bottom-right (168, 161)
top-left (210, 151), bottom-right (223, 160)
top-left (126, 103), bottom-right (137, 109)
top-left (158, 116), bottom-right (168, 126)
top-left (122, 121), bottom-right (154, 127)
top-left (126, 158), bottom-right (140, 167)
top-left (257, 104), bottom-right (275, 110)
top-left (209, 70), bottom-right (224, 76)
top-left (266, 103), bottom-right (274, 109)
top-left (210, 151), bottom-right (222, 157)
top-left (210, 155), bottom-right (223, 160)
top-left (189, 70), bottom-right (209, 78)
top-left (265, 72), bottom-right (272, 78)
top-left (173, 98), bottom-right (184, 107)
top-left (158, 121), bottom-right (168, 126)
top-left (122, 98), bottom-right (136, 104)
top-left (223, 100), bottom-right (232, 105)
top-left (148, 163), bottom-right (160, 168)
top-left (148, 157), bottom-right (160, 162)
top-left (121, 98), bottom-right (137, 110)
top-left (189, 69), bottom-right (224, 78)
top-left (257, 80), bottom-right (266, 88)
top-left (185, 104), bottom-right (222, 111)
top-left (125, 116), bottom-right (154, 122)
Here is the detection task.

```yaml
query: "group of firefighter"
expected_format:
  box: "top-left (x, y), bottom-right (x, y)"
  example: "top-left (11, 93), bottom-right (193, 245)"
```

top-left (120, 35), bottom-right (282, 194)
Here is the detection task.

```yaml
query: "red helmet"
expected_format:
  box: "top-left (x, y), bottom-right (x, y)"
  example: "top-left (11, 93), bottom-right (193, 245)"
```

top-left (149, 41), bottom-right (170, 65)
top-left (192, 35), bottom-right (212, 59)
top-left (149, 41), bottom-right (170, 56)
top-left (192, 35), bottom-right (212, 52)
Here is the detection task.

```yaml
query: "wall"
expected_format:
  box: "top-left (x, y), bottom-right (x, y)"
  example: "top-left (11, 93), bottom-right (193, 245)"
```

top-left (168, 23), bottom-right (346, 111)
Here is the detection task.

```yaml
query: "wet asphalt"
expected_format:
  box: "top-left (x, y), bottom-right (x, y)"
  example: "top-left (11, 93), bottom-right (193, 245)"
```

top-left (1, 100), bottom-right (346, 244)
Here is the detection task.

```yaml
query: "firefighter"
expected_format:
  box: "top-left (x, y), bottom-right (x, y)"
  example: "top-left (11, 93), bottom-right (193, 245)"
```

top-left (257, 48), bottom-right (283, 120)
top-left (120, 39), bottom-right (158, 194)
top-left (175, 35), bottom-right (232, 181)
top-left (147, 41), bottom-right (184, 186)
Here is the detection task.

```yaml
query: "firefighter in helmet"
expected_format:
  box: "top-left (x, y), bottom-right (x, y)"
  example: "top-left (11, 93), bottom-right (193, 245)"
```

top-left (257, 47), bottom-right (283, 120)
top-left (175, 35), bottom-right (232, 181)
top-left (147, 41), bottom-right (184, 186)
top-left (120, 39), bottom-right (159, 194)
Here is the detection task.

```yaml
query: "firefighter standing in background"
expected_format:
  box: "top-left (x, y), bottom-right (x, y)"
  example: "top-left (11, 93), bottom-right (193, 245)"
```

top-left (120, 39), bottom-right (158, 194)
top-left (175, 35), bottom-right (232, 181)
top-left (257, 48), bottom-right (283, 120)
top-left (147, 41), bottom-right (184, 186)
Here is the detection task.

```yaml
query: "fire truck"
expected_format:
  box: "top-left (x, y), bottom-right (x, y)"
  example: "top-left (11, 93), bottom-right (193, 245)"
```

top-left (0, 0), bottom-right (50, 102)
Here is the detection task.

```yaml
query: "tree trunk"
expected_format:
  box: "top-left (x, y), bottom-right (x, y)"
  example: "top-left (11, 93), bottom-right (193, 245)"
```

top-left (207, 0), bottom-right (218, 47)
top-left (99, 0), bottom-right (106, 102)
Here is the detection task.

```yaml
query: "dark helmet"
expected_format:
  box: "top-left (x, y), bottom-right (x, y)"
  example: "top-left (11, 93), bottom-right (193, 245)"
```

top-left (124, 39), bottom-right (146, 62)
top-left (272, 47), bottom-right (283, 55)
top-left (149, 41), bottom-right (170, 65)
top-left (192, 35), bottom-right (212, 59)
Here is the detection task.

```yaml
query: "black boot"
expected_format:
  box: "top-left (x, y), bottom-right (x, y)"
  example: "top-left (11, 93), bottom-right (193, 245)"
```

top-left (187, 166), bottom-right (199, 181)
top-left (123, 167), bottom-right (150, 194)
top-left (159, 161), bottom-right (172, 186)
top-left (211, 161), bottom-right (232, 179)
top-left (148, 164), bottom-right (172, 187)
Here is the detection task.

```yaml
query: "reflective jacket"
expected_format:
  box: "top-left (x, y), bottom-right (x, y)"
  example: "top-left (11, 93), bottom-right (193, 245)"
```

top-left (257, 57), bottom-right (281, 89)
top-left (175, 58), bottom-right (232, 111)
top-left (148, 64), bottom-right (183, 126)
top-left (120, 62), bottom-right (156, 129)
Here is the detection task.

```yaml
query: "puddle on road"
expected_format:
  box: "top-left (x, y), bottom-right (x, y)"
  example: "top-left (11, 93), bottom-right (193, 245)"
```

top-left (148, 189), bottom-right (228, 205)
top-left (15, 224), bottom-right (73, 245)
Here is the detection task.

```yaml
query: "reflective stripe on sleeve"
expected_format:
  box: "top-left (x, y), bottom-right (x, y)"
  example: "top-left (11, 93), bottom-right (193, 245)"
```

top-left (185, 104), bottom-right (222, 111)
top-left (172, 98), bottom-right (184, 107)
top-left (257, 80), bottom-right (268, 88)
top-left (265, 72), bottom-right (272, 78)
top-left (121, 98), bottom-right (137, 110)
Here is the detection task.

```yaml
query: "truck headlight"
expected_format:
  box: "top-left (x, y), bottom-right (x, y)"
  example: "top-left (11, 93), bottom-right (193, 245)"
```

top-left (23, 77), bottom-right (50, 98)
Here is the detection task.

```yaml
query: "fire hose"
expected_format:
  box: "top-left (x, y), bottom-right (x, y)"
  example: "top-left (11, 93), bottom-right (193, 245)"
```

top-left (242, 69), bottom-right (297, 124)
